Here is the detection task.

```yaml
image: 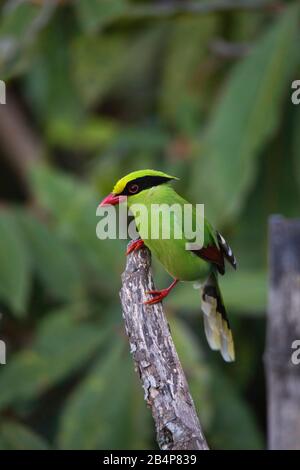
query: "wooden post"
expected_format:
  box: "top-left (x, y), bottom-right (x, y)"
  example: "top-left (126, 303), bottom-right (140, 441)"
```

top-left (120, 245), bottom-right (209, 450)
top-left (266, 215), bottom-right (300, 449)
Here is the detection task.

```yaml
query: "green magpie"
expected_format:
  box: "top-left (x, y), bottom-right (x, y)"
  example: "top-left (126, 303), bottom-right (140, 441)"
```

top-left (100, 169), bottom-right (237, 362)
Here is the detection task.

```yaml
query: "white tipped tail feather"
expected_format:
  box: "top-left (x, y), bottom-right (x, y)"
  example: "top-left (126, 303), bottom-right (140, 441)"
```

top-left (201, 272), bottom-right (235, 362)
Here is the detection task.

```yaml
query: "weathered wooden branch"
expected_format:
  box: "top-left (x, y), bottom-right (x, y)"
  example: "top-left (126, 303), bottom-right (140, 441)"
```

top-left (120, 245), bottom-right (208, 450)
top-left (265, 216), bottom-right (300, 450)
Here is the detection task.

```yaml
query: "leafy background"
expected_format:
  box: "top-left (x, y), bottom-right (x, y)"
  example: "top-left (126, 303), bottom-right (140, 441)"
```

top-left (0, 0), bottom-right (299, 450)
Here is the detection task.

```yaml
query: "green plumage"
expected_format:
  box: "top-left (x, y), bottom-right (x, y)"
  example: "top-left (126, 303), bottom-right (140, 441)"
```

top-left (103, 169), bottom-right (237, 362)
top-left (127, 184), bottom-right (216, 281)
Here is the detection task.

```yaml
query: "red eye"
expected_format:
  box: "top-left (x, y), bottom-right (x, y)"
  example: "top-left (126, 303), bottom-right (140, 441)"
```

top-left (129, 184), bottom-right (139, 194)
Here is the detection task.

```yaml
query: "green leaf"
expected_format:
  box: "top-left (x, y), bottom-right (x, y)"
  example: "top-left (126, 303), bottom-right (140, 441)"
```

top-left (75, 0), bottom-right (129, 33)
top-left (192, 4), bottom-right (300, 223)
top-left (19, 211), bottom-right (83, 302)
top-left (0, 211), bottom-right (31, 316)
top-left (0, 421), bottom-right (49, 450)
top-left (58, 341), bottom-right (147, 449)
top-left (0, 307), bottom-right (110, 410)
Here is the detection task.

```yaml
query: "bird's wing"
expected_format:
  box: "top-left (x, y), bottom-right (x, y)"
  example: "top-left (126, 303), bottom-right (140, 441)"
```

top-left (216, 231), bottom-right (237, 270)
top-left (191, 244), bottom-right (225, 274)
top-left (188, 219), bottom-right (236, 275)
top-left (156, 189), bottom-right (237, 273)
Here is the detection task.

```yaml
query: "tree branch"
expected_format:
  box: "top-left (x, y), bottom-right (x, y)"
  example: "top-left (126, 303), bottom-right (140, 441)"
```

top-left (265, 216), bottom-right (300, 450)
top-left (120, 245), bottom-right (208, 451)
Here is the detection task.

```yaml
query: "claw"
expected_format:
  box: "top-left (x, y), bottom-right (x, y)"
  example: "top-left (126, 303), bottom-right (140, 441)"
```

top-left (144, 298), bottom-right (162, 305)
top-left (126, 239), bottom-right (144, 255)
top-left (144, 289), bottom-right (169, 305)
top-left (145, 290), bottom-right (162, 295)
top-left (144, 279), bottom-right (179, 306)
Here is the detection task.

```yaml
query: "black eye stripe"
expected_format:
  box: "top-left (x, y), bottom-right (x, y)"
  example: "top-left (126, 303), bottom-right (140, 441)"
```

top-left (119, 176), bottom-right (173, 196)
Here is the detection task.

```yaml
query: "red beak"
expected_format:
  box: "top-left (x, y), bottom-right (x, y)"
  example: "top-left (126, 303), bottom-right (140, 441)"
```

top-left (99, 193), bottom-right (125, 207)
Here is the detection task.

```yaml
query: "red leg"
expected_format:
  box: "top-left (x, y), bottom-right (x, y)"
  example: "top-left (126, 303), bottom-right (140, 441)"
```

top-left (126, 239), bottom-right (145, 255)
top-left (144, 279), bottom-right (179, 305)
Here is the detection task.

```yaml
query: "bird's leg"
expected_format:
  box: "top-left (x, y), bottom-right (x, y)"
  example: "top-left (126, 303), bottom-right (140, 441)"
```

top-left (126, 238), bottom-right (144, 256)
top-left (144, 279), bottom-right (179, 305)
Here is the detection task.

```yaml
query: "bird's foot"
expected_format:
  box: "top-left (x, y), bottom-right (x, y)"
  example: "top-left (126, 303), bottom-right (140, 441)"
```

top-left (144, 279), bottom-right (179, 305)
top-left (126, 239), bottom-right (144, 255)
top-left (144, 288), bottom-right (170, 305)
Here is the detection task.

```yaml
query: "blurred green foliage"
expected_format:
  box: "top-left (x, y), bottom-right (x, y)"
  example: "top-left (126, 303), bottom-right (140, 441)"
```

top-left (0, 0), bottom-right (299, 450)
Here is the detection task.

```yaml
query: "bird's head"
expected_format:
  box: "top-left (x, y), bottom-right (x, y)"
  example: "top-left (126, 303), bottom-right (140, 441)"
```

top-left (100, 169), bottom-right (178, 207)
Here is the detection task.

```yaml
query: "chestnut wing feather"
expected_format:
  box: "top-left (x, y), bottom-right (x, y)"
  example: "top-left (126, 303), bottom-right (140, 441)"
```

top-left (190, 245), bottom-right (225, 275)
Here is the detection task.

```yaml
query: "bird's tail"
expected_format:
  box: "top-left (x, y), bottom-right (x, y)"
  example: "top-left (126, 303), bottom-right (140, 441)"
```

top-left (201, 272), bottom-right (235, 362)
